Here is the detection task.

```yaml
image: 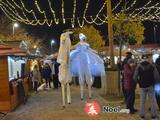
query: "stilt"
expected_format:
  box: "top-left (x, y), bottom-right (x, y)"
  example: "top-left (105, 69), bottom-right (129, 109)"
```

top-left (88, 85), bottom-right (92, 99)
top-left (80, 85), bottom-right (84, 100)
top-left (67, 83), bottom-right (71, 104)
top-left (61, 84), bottom-right (66, 107)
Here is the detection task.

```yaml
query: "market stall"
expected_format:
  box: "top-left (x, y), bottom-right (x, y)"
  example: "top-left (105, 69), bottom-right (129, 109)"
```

top-left (0, 44), bottom-right (29, 112)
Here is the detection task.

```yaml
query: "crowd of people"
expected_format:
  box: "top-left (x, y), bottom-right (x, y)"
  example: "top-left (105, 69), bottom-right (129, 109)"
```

top-left (121, 52), bottom-right (160, 120)
top-left (30, 30), bottom-right (160, 120)
top-left (31, 59), bottom-right (60, 93)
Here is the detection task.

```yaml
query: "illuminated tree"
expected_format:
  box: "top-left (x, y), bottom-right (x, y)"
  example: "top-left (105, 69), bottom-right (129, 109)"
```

top-left (113, 12), bottom-right (145, 62)
top-left (73, 26), bottom-right (105, 51)
top-left (113, 12), bottom-right (145, 45)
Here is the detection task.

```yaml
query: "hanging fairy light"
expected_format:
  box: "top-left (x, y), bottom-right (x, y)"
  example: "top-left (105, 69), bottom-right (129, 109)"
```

top-left (1, 0), bottom-right (160, 27)
top-left (61, 0), bottom-right (66, 24)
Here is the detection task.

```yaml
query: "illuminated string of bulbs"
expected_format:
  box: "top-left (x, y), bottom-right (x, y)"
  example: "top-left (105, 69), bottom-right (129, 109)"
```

top-left (61, 0), bottom-right (66, 24)
top-left (0, 1), bottom-right (24, 22)
top-left (71, 0), bottom-right (77, 28)
top-left (48, 0), bottom-right (59, 24)
top-left (83, 0), bottom-right (107, 24)
top-left (112, 0), bottom-right (122, 12)
top-left (1, 0), bottom-right (160, 27)
top-left (129, 0), bottom-right (152, 17)
top-left (125, 0), bottom-right (137, 11)
top-left (1, 0), bottom-right (108, 26)
top-left (0, 0), bottom-right (128, 26)
top-left (131, 1), bottom-right (160, 21)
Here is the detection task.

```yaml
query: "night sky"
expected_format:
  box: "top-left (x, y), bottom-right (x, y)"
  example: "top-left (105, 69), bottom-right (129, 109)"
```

top-left (1, 0), bottom-right (160, 51)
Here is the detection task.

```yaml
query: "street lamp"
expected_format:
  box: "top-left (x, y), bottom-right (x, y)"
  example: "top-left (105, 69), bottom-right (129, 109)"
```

top-left (51, 40), bottom-right (55, 44)
top-left (51, 40), bottom-right (55, 53)
top-left (13, 23), bottom-right (19, 35)
top-left (33, 45), bottom-right (37, 49)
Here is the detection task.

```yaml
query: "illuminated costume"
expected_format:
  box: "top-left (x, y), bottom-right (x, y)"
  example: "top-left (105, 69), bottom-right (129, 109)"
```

top-left (70, 33), bottom-right (105, 99)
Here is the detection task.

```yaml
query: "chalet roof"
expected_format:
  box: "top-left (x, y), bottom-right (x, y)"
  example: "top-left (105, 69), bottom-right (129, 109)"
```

top-left (0, 44), bottom-right (26, 56)
top-left (2, 40), bottom-right (21, 48)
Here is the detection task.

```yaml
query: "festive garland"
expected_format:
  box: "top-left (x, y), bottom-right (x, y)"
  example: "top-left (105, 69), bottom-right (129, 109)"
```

top-left (0, 0), bottom-right (160, 27)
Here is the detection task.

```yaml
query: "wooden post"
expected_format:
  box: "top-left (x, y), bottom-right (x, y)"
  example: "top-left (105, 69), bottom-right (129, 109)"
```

top-left (106, 0), bottom-right (114, 67)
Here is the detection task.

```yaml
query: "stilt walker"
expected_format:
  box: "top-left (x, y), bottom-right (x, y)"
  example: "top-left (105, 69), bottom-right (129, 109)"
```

top-left (70, 33), bottom-right (106, 100)
top-left (57, 31), bottom-right (72, 108)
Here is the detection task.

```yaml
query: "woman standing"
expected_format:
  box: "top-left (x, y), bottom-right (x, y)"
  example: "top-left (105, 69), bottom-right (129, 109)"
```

top-left (32, 65), bottom-right (41, 93)
top-left (124, 59), bottom-right (137, 114)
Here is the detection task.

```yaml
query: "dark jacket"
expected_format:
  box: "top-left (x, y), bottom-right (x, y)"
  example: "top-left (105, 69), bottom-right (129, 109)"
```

top-left (121, 57), bottom-right (131, 70)
top-left (43, 66), bottom-right (52, 78)
top-left (133, 61), bottom-right (160, 88)
top-left (155, 57), bottom-right (160, 83)
top-left (124, 64), bottom-right (136, 90)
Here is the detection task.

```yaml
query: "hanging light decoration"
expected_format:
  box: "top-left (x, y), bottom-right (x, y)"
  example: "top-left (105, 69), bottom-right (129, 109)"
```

top-left (0, 0), bottom-right (160, 27)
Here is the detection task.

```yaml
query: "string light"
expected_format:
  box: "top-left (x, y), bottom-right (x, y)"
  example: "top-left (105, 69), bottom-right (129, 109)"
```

top-left (0, 1), bottom-right (24, 22)
top-left (77, 0), bottom-right (90, 27)
top-left (48, 0), bottom-right (59, 24)
top-left (92, 2), bottom-right (106, 22)
top-left (61, 0), bottom-right (66, 24)
top-left (125, 0), bottom-right (137, 11)
top-left (112, 0), bottom-right (122, 12)
top-left (71, 0), bottom-right (77, 28)
top-left (1, 0), bottom-right (160, 28)
top-left (129, 0), bottom-right (151, 17)
top-left (5, 0), bottom-right (29, 22)
top-left (0, 6), bottom-right (16, 22)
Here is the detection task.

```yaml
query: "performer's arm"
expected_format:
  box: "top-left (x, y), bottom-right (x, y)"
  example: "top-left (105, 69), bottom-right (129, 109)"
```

top-left (88, 48), bottom-right (98, 54)
top-left (71, 43), bottom-right (79, 50)
top-left (86, 43), bottom-right (98, 54)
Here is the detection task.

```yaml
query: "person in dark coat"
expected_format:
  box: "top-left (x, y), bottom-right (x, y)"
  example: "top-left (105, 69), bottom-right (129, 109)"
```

top-left (51, 59), bottom-right (60, 89)
top-left (121, 52), bottom-right (133, 103)
top-left (133, 54), bottom-right (159, 120)
top-left (124, 58), bottom-right (137, 114)
top-left (43, 63), bottom-right (52, 88)
top-left (155, 56), bottom-right (160, 111)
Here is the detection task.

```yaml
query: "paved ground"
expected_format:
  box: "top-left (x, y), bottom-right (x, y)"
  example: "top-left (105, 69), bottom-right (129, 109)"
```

top-left (1, 85), bottom-right (159, 120)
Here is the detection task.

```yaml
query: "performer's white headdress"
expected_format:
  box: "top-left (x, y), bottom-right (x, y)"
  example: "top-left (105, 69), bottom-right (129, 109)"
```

top-left (79, 33), bottom-right (86, 41)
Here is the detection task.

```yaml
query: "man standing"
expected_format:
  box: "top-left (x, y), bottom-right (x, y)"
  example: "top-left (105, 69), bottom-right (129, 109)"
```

top-left (52, 59), bottom-right (60, 89)
top-left (133, 54), bottom-right (159, 120)
top-left (155, 56), bottom-right (160, 111)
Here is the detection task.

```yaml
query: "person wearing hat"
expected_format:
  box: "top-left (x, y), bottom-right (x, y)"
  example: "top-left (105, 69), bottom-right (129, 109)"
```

top-left (124, 58), bottom-right (137, 114)
top-left (133, 54), bottom-right (159, 120)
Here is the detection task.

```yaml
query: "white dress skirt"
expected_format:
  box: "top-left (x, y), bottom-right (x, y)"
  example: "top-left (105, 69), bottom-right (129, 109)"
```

top-left (70, 43), bottom-right (105, 85)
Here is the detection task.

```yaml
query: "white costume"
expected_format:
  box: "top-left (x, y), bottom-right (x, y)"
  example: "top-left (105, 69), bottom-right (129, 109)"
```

top-left (57, 31), bottom-right (72, 108)
top-left (70, 33), bottom-right (106, 99)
